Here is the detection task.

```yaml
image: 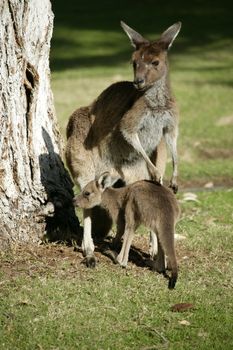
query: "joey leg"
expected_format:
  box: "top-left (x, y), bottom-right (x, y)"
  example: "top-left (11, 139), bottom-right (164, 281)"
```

top-left (149, 231), bottom-right (158, 259)
top-left (151, 240), bottom-right (166, 273)
top-left (158, 227), bottom-right (178, 289)
top-left (112, 219), bottom-right (125, 250)
top-left (82, 209), bottom-right (96, 268)
top-left (117, 228), bottom-right (134, 267)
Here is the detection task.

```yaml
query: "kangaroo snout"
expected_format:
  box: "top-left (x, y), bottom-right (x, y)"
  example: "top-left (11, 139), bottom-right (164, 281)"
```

top-left (73, 195), bottom-right (80, 207)
top-left (134, 78), bottom-right (145, 90)
top-left (73, 195), bottom-right (88, 209)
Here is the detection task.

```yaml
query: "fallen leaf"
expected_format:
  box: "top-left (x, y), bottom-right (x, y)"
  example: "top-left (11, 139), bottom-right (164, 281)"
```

top-left (170, 303), bottom-right (195, 312)
top-left (174, 233), bottom-right (186, 241)
top-left (216, 115), bottom-right (233, 126)
top-left (182, 192), bottom-right (199, 203)
top-left (204, 182), bottom-right (214, 188)
top-left (198, 331), bottom-right (208, 338)
top-left (179, 320), bottom-right (191, 326)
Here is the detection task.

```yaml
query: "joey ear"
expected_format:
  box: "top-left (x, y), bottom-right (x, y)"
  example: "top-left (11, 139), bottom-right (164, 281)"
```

top-left (158, 22), bottom-right (181, 50)
top-left (121, 21), bottom-right (149, 49)
top-left (97, 172), bottom-right (113, 191)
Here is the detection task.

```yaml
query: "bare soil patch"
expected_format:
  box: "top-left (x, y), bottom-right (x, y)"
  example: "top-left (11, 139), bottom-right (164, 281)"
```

top-left (198, 147), bottom-right (233, 160)
top-left (0, 237), bottom-right (190, 281)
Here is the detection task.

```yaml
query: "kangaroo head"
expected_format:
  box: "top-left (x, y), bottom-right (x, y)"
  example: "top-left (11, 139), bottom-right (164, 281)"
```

top-left (73, 172), bottom-right (116, 209)
top-left (121, 21), bottom-right (181, 91)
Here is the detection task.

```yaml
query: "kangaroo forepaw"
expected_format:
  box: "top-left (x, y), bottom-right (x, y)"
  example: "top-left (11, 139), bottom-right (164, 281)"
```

top-left (149, 167), bottom-right (161, 183)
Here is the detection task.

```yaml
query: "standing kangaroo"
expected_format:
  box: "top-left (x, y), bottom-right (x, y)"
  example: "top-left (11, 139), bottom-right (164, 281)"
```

top-left (74, 173), bottom-right (180, 289)
top-left (66, 21), bottom-right (181, 267)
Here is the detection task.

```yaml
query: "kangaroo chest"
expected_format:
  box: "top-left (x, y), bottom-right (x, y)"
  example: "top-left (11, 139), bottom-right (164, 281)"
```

top-left (138, 109), bottom-right (174, 155)
top-left (102, 108), bottom-right (175, 166)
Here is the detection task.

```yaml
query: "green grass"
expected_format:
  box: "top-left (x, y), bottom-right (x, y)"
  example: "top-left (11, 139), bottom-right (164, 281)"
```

top-left (0, 190), bottom-right (233, 349)
top-left (1, 1), bottom-right (233, 349)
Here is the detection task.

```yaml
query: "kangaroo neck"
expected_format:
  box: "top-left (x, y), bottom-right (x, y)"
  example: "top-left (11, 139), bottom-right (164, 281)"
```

top-left (144, 75), bottom-right (170, 109)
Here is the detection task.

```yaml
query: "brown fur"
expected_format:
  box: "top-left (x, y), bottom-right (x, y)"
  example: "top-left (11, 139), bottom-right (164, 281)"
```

top-left (74, 174), bottom-right (180, 289)
top-left (66, 21), bottom-right (181, 267)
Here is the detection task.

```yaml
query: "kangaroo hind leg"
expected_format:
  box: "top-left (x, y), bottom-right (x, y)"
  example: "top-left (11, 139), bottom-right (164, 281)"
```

top-left (157, 222), bottom-right (178, 289)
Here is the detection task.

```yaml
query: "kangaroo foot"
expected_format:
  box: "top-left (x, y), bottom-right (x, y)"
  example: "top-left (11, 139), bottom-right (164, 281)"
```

top-left (83, 255), bottom-right (96, 268)
top-left (116, 255), bottom-right (127, 268)
top-left (103, 248), bottom-right (118, 264)
top-left (169, 181), bottom-right (178, 194)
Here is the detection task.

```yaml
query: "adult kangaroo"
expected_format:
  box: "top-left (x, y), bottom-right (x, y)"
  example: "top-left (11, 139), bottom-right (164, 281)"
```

top-left (66, 21), bottom-right (181, 267)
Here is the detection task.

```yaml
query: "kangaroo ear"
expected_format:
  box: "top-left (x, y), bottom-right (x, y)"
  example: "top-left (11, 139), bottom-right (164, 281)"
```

top-left (158, 22), bottom-right (181, 50)
top-left (97, 172), bottom-right (122, 191)
top-left (97, 172), bottom-right (113, 191)
top-left (121, 21), bottom-right (149, 49)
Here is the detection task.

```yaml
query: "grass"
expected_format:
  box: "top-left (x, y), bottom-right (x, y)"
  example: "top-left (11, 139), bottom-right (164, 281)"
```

top-left (1, 0), bottom-right (233, 349)
top-left (0, 190), bottom-right (233, 349)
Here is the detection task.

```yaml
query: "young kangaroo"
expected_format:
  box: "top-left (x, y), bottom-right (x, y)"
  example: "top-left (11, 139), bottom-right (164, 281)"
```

top-left (74, 173), bottom-right (180, 289)
top-left (66, 21), bottom-right (181, 267)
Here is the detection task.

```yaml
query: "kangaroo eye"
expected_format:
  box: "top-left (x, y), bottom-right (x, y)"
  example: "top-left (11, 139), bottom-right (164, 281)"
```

top-left (152, 60), bottom-right (159, 67)
top-left (84, 191), bottom-right (90, 197)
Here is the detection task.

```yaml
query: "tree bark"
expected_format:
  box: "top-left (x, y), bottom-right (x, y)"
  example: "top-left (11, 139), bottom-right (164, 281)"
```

top-left (0, 0), bottom-right (81, 249)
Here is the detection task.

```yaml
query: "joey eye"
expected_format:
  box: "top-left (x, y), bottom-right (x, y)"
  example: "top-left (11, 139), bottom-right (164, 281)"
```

top-left (83, 191), bottom-right (90, 197)
top-left (152, 60), bottom-right (159, 67)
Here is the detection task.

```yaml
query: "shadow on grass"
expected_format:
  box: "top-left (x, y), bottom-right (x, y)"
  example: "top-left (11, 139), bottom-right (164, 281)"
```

top-left (51, 0), bottom-right (233, 72)
top-left (94, 237), bottom-right (151, 269)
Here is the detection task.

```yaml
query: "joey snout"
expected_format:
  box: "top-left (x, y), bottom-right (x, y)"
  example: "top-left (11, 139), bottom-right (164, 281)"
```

top-left (73, 195), bottom-right (82, 207)
top-left (73, 195), bottom-right (90, 209)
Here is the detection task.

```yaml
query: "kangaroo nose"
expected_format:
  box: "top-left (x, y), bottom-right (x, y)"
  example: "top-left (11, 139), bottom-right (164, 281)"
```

top-left (134, 78), bottom-right (145, 89)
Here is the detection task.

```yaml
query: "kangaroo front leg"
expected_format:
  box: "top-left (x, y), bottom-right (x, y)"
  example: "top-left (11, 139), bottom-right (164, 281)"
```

top-left (82, 209), bottom-right (96, 268)
top-left (165, 131), bottom-right (178, 193)
top-left (130, 133), bottom-right (162, 182)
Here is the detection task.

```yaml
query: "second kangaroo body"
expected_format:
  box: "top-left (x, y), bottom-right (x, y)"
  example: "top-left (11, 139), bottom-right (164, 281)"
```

top-left (66, 21), bottom-right (181, 267)
top-left (74, 173), bottom-right (180, 289)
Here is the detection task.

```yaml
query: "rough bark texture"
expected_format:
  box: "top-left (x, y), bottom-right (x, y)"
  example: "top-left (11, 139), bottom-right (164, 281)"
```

top-left (0, 0), bottom-right (81, 249)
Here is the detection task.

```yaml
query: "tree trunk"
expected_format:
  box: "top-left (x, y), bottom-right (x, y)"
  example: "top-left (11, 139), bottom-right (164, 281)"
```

top-left (0, 0), bottom-right (81, 249)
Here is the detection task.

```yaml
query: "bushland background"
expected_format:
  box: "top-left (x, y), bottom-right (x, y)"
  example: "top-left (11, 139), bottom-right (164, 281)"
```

top-left (0, 1), bottom-right (233, 349)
